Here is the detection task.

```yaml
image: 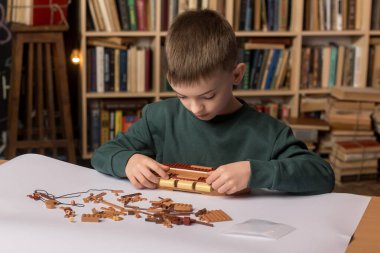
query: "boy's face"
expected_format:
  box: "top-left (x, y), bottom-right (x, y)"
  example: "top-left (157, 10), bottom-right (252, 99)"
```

top-left (171, 64), bottom-right (245, 121)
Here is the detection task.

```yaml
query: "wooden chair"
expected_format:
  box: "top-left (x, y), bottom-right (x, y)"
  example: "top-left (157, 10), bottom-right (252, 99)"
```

top-left (5, 25), bottom-right (76, 163)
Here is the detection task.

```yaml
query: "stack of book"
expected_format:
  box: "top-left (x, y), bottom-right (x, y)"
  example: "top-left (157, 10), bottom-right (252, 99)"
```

top-left (325, 87), bottom-right (380, 183)
top-left (320, 87), bottom-right (380, 155)
top-left (330, 140), bottom-right (380, 184)
top-left (325, 97), bottom-right (375, 131)
top-left (319, 129), bottom-right (376, 155)
top-left (87, 38), bottom-right (152, 93)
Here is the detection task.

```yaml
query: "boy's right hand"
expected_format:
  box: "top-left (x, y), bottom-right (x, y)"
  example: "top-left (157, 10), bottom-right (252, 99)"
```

top-left (125, 154), bottom-right (170, 189)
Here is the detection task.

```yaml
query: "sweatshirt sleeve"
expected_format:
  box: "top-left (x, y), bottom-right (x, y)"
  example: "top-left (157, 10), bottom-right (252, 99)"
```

top-left (248, 126), bottom-right (335, 194)
top-left (91, 105), bottom-right (156, 178)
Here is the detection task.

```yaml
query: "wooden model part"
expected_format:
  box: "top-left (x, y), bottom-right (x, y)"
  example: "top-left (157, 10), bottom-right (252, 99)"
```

top-left (45, 199), bottom-right (58, 209)
top-left (60, 207), bottom-right (75, 218)
top-left (159, 163), bottom-right (216, 194)
top-left (83, 192), bottom-right (107, 203)
top-left (117, 192), bottom-right (146, 206)
top-left (81, 214), bottom-right (100, 222)
top-left (173, 203), bottom-right (193, 212)
top-left (199, 210), bottom-right (232, 223)
top-left (111, 190), bottom-right (124, 196)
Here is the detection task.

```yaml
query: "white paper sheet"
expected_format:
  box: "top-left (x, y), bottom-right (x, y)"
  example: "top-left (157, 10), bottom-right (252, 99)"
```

top-left (0, 154), bottom-right (370, 253)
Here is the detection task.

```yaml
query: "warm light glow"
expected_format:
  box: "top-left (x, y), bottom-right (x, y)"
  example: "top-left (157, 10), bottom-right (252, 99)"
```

top-left (71, 49), bottom-right (80, 64)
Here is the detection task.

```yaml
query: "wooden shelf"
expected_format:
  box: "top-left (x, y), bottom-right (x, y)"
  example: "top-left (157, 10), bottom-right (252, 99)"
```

top-left (86, 92), bottom-right (156, 99)
top-left (235, 31), bottom-right (297, 37)
top-left (86, 31), bottom-right (158, 37)
top-left (301, 31), bottom-right (365, 36)
top-left (299, 89), bottom-right (332, 95)
top-left (233, 90), bottom-right (294, 96)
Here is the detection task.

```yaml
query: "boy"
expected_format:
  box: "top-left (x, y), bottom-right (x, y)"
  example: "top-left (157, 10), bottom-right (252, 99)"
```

top-left (91, 10), bottom-right (334, 195)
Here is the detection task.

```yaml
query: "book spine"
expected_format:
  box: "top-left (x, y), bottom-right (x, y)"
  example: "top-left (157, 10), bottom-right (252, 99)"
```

top-left (120, 50), bottom-right (127, 91)
top-left (116, 0), bottom-right (130, 30)
top-left (128, 0), bottom-right (138, 30)
top-left (136, 0), bottom-right (147, 31)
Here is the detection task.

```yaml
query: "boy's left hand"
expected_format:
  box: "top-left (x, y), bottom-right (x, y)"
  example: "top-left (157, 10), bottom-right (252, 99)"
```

top-left (206, 161), bottom-right (251, 194)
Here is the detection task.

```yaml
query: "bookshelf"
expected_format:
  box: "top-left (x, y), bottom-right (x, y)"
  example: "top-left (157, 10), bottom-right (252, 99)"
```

top-left (79, 0), bottom-right (376, 159)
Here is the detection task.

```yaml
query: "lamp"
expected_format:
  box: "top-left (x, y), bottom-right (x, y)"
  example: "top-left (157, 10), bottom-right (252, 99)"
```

top-left (70, 49), bottom-right (80, 64)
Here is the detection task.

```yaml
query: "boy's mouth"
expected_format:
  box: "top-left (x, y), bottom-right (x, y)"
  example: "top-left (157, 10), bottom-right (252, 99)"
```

top-left (195, 113), bottom-right (208, 119)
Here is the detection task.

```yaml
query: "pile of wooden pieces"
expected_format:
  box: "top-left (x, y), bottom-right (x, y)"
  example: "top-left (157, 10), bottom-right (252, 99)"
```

top-left (27, 189), bottom-right (232, 228)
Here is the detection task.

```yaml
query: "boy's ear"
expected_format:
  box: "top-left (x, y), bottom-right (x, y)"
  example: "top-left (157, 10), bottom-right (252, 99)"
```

top-left (232, 63), bottom-right (246, 85)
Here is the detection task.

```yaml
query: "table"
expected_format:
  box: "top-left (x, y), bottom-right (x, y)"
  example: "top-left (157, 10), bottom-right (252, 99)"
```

top-left (0, 155), bottom-right (376, 253)
top-left (346, 197), bottom-right (380, 253)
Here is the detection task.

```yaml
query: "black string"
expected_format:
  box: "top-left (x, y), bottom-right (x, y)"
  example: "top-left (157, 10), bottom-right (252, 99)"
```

top-left (32, 189), bottom-right (115, 208)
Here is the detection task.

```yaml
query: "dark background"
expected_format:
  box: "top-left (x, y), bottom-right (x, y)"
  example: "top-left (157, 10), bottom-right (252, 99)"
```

top-left (0, 0), bottom-right (81, 159)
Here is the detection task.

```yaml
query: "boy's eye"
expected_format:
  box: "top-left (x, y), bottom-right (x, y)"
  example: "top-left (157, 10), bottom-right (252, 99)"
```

top-left (177, 96), bottom-right (186, 100)
top-left (203, 95), bottom-right (215, 100)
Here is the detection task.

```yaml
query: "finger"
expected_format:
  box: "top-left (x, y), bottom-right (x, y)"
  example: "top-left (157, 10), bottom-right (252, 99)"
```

top-left (211, 176), bottom-right (226, 190)
top-left (226, 186), bottom-right (238, 195)
top-left (135, 171), bottom-right (157, 189)
top-left (147, 160), bottom-right (169, 179)
top-left (128, 176), bottom-right (144, 189)
top-left (217, 181), bottom-right (233, 194)
top-left (140, 166), bottom-right (160, 184)
top-left (206, 170), bottom-right (221, 184)
top-left (158, 163), bottom-right (170, 171)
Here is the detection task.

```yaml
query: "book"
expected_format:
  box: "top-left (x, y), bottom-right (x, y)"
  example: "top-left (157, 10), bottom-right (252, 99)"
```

top-left (300, 96), bottom-right (328, 112)
top-left (136, 0), bottom-right (147, 31)
top-left (334, 140), bottom-right (380, 154)
top-left (97, 0), bottom-right (113, 31)
top-left (331, 87), bottom-right (380, 102)
top-left (335, 173), bottom-right (378, 183)
top-left (330, 156), bottom-right (378, 169)
top-left (331, 148), bottom-right (380, 162)
top-left (89, 101), bottom-right (101, 151)
top-left (284, 117), bottom-right (330, 131)
top-left (371, 44), bottom-right (380, 88)
top-left (116, 0), bottom-right (130, 30)
top-left (327, 98), bottom-right (375, 110)
top-left (95, 46), bottom-right (105, 93)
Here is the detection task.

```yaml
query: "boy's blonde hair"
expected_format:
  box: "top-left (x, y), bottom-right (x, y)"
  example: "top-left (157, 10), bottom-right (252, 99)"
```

top-left (165, 9), bottom-right (237, 86)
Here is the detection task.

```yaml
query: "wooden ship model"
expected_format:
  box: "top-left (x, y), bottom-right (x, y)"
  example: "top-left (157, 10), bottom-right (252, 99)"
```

top-left (159, 163), bottom-right (217, 195)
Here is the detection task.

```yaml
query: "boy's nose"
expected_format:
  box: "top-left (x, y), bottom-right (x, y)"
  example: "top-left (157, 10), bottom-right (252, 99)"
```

top-left (190, 101), bottom-right (204, 114)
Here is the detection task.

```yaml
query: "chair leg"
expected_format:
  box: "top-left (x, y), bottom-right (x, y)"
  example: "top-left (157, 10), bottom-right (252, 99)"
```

top-left (53, 34), bottom-right (76, 163)
top-left (5, 35), bottom-right (24, 159)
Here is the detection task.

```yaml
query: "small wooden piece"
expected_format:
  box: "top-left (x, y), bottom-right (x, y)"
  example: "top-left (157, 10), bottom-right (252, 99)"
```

top-left (81, 214), bottom-right (100, 222)
top-left (111, 190), bottom-right (124, 196)
top-left (45, 199), bottom-right (58, 209)
top-left (199, 210), bottom-right (232, 223)
top-left (173, 203), bottom-right (193, 212)
top-left (60, 207), bottom-right (75, 218)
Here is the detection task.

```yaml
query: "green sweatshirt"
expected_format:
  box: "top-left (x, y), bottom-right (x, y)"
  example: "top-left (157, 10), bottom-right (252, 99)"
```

top-left (91, 98), bottom-right (334, 194)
